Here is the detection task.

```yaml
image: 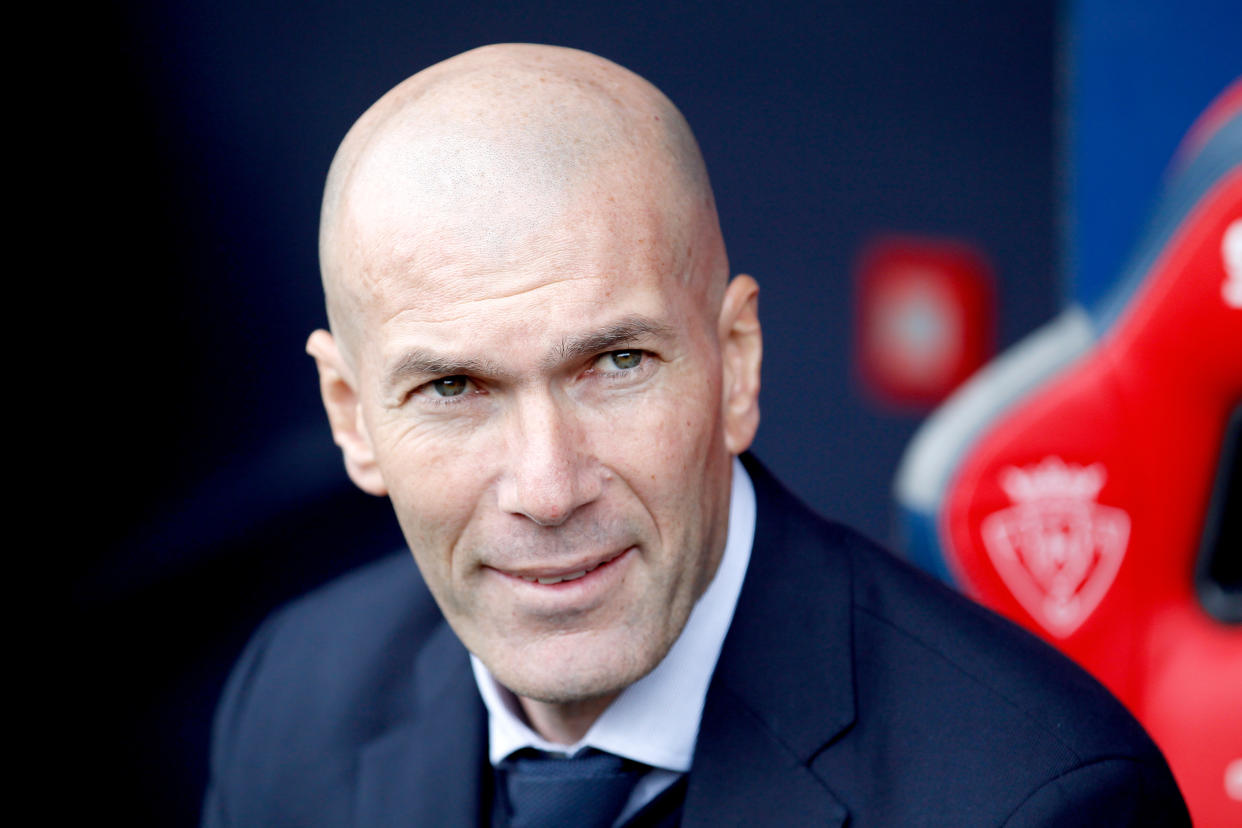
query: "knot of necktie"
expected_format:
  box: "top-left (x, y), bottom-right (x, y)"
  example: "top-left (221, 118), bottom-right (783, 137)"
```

top-left (497, 748), bottom-right (649, 828)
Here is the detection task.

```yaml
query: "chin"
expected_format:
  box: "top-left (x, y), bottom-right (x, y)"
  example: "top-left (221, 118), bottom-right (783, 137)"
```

top-left (486, 628), bottom-right (670, 705)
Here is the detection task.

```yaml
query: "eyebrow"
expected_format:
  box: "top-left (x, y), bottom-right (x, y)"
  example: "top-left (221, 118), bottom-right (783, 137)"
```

top-left (548, 315), bottom-right (674, 367)
top-left (381, 314), bottom-right (674, 390)
top-left (382, 352), bottom-right (508, 390)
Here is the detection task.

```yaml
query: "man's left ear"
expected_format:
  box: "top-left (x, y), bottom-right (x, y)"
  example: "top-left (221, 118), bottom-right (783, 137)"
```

top-left (718, 274), bottom-right (762, 454)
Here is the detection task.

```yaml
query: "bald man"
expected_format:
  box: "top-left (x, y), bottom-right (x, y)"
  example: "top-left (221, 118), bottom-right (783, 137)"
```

top-left (204, 45), bottom-right (1188, 827)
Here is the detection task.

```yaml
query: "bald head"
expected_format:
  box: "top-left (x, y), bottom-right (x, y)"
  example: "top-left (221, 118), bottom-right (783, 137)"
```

top-left (318, 44), bottom-right (725, 357)
top-left (307, 47), bottom-right (763, 729)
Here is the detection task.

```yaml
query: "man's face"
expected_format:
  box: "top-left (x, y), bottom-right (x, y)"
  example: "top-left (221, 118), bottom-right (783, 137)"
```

top-left (331, 180), bottom-right (749, 705)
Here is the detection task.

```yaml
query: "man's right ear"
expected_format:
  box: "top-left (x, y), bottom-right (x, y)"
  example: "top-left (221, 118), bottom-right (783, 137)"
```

top-left (306, 329), bottom-right (388, 496)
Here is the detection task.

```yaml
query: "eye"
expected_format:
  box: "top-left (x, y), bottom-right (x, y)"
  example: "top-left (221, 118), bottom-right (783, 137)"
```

top-left (421, 375), bottom-right (474, 398)
top-left (598, 349), bottom-right (644, 372)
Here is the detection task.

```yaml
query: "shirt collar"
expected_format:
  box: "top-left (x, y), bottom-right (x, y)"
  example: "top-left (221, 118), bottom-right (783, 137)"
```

top-left (471, 456), bottom-right (756, 772)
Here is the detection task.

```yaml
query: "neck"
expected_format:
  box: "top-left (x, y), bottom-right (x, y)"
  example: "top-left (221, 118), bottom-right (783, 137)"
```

top-left (518, 692), bottom-right (620, 745)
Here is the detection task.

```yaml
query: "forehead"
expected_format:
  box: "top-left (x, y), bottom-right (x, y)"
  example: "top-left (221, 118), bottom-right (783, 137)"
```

top-left (347, 176), bottom-right (708, 370)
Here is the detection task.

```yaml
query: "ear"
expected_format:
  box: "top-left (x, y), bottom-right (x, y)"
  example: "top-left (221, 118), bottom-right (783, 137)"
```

top-left (717, 274), bottom-right (762, 455)
top-left (306, 329), bottom-right (388, 496)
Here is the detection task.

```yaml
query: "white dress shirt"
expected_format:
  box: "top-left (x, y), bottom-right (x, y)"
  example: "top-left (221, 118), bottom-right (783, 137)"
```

top-left (471, 456), bottom-right (757, 825)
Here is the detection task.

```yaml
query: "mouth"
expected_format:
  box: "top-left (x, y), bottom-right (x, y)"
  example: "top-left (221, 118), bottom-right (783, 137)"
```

top-left (496, 546), bottom-right (633, 586)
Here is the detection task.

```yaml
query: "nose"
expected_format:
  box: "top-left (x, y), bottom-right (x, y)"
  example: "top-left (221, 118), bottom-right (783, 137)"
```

top-left (496, 390), bottom-right (604, 526)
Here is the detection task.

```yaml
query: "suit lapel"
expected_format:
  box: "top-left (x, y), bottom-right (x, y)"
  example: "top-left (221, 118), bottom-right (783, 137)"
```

top-left (356, 620), bottom-right (488, 828)
top-left (683, 457), bottom-right (855, 826)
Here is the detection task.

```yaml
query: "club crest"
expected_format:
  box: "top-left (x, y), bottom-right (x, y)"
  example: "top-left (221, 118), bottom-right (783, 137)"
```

top-left (980, 456), bottom-right (1130, 638)
top-left (1224, 217), bottom-right (1242, 309)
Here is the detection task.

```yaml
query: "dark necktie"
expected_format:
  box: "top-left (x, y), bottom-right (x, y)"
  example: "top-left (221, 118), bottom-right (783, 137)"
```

top-left (497, 748), bottom-right (648, 828)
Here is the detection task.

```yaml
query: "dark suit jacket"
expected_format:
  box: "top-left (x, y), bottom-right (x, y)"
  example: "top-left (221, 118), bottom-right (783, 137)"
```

top-left (203, 458), bottom-right (1188, 826)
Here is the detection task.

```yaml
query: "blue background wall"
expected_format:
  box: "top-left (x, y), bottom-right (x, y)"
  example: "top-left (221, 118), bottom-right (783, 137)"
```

top-left (1067, 0), bottom-right (1239, 307)
top-left (71, 1), bottom-right (1235, 824)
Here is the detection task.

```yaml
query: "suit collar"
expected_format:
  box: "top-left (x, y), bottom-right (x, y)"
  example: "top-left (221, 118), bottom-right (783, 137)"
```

top-left (356, 619), bottom-right (488, 828)
top-left (682, 455), bottom-right (854, 825)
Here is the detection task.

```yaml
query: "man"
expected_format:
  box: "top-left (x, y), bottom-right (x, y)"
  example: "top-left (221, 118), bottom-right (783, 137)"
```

top-left (204, 44), bottom-right (1188, 826)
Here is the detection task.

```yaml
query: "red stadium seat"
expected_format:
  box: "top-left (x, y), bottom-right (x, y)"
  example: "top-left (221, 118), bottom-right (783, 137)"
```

top-left (895, 80), bottom-right (1242, 826)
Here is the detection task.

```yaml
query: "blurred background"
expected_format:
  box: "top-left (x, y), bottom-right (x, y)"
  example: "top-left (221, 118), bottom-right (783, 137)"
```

top-left (73, 1), bottom-right (1236, 824)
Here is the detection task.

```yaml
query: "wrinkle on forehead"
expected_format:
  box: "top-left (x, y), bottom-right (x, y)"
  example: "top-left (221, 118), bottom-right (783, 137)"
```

top-left (318, 44), bottom-right (724, 365)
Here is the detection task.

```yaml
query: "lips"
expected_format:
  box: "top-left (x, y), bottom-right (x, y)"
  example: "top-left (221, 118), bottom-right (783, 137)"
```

top-left (522, 568), bottom-right (591, 585)
top-left (498, 546), bottom-right (631, 585)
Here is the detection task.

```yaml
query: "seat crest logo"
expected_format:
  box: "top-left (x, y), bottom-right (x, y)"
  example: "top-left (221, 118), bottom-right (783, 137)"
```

top-left (980, 456), bottom-right (1130, 638)
top-left (1223, 218), bottom-right (1242, 309)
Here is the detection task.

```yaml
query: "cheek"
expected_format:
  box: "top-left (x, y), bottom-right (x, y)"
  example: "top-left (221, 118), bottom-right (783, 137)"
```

top-left (650, 364), bottom-right (723, 456)
top-left (373, 419), bottom-right (495, 556)
top-left (593, 370), bottom-right (724, 498)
